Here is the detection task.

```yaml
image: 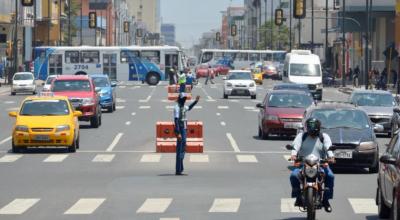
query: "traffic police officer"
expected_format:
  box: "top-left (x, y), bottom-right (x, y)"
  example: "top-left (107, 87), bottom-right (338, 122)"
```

top-left (174, 93), bottom-right (200, 175)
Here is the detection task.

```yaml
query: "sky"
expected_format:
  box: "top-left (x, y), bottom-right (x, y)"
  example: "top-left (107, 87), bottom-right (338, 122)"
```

top-left (160, 0), bottom-right (244, 48)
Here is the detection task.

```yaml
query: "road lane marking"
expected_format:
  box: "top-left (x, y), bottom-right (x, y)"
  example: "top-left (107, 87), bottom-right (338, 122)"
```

top-left (190, 154), bottom-right (209, 163)
top-left (64, 198), bottom-right (105, 214)
top-left (165, 106), bottom-right (174, 109)
top-left (280, 198), bottom-right (301, 213)
top-left (216, 113), bottom-right (221, 116)
top-left (116, 98), bottom-right (126, 103)
top-left (6, 107), bottom-right (19, 111)
top-left (283, 155), bottom-right (291, 162)
top-left (206, 99), bottom-right (217, 102)
top-left (43, 154), bottom-right (68, 162)
top-left (140, 154), bottom-right (161, 163)
top-left (131, 112), bottom-right (136, 116)
top-left (251, 100), bottom-right (260, 103)
top-left (106, 133), bottom-right (124, 152)
top-left (0, 198), bottom-right (40, 215)
top-left (136, 198), bottom-right (172, 213)
top-left (116, 106), bottom-right (125, 110)
top-left (193, 106), bottom-right (202, 109)
top-left (209, 198), bottom-right (241, 213)
top-left (236, 155), bottom-right (258, 163)
top-left (160, 218), bottom-right (180, 220)
top-left (348, 198), bottom-right (378, 214)
top-left (0, 155), bottom-right (22, 163)
top-left (139, 106), bottom-right (151, 109)
top-left (0, 136), bottom-right (12, 146)
top-left (244, 106), bottom-right (256, 110)
top-left (119, 86), bottom-right (126, 89)
top-left (4, 101), bottom-right (15, 104)
top-left (228, 100), bottom-right (239, 102)
top-left (218, 106), bottom-right (229, 109)
top-left (139, 87), bottom-right (156, 102)
top-left (125, 121), bottom-right (131, 125)
top-left (220, 121), bottom-right (226, 126)
top-left (226, 133), bottom-right (240, 152)
top-left (92, 154), bottom-right (115, 162)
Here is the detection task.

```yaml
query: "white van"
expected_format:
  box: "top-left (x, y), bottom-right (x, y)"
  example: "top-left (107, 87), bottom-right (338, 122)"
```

top-left (282, 50), bottom-right (322, 100)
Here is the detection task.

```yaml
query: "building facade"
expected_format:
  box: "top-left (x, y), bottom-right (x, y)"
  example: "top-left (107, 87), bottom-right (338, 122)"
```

top-left (161, 23), bottom-right (176, 46)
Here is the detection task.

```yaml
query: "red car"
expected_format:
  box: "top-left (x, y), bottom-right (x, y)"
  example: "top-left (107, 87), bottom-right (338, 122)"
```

top-left (214, 64), bottom-right (230, 76)
top-left (195, 64), bottom-right (214, 78)
top-left (263, 63), bottom-right (279, 79)
top-left (256, 90), bottom-right (314, 139)
top-left (51, 75), bottom-right (102, 128)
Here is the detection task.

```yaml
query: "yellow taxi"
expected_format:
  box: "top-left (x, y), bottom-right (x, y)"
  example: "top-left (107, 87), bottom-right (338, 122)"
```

top-left (8, 95), bottom-right (82, 153)
top-left (252, 67), bottom-right (264, 85)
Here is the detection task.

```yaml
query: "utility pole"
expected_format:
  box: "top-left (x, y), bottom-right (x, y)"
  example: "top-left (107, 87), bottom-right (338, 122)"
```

top-left (265, 0), bottom-right (267, 49)
top-left (298, 20), bottom-right (301, 48)
top-left (68, 0), bottom-right (71, 46)
top-left (80, 2), bottom-right (83, 46)
top-left (342, 0), bottom-right (346, 87)
top-left (47, 0), bottom-right (50, 45)
top-left (270, 0), bottom-right (273, 49)
top-left (13, 0), bottom-right (19, 78)
top-left (59, 0), bottom-right (62, 45)
top-left (289, 0), bottom-right (292, 51)
top-left (325, 0), bottom-right (328, 66)
top-left (311, 0), bottom-right (314, 52)
top-left (33, 0), bottom-right (36, 48)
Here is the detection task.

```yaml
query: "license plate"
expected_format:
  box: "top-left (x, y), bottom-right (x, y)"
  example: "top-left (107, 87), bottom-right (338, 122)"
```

top-left (334, 150), bottom-right (353, 159)
top-left (33, 135), bottom-right (50, 141)
top-left (284, 122), bottom-right (302, 129)
top-left (236, 90), bottom-right (245, 94)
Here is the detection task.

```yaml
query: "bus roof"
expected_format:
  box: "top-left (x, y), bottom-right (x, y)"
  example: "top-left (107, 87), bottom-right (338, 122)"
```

top-left (200, 49), bottom-right (286, 53)
top-left (35, 45), bottom-right (181, 51)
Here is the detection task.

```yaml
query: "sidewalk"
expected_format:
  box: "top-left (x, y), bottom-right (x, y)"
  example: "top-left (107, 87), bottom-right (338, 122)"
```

top-left (337, 84), bottom-right (399, 95)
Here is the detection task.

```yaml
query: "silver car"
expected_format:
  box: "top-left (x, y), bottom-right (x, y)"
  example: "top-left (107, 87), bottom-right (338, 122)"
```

top-left (349, 90), bottom-right (397, 136)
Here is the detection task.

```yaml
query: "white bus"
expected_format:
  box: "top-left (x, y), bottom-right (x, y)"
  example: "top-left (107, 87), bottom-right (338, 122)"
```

top-left (33, 45), bottom-right (185, 85)
top-left (199, 49), bottom-right (287, 70)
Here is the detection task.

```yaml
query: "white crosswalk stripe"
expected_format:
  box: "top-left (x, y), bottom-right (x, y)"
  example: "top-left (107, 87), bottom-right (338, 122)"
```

top-left (139, 106), bottom-right (151, 109)
top-left (280, 198), bottom-right (301, 213)
top-left (218, 106), bottom-right (229, 109)
top-left (209, 198), bottom-right (241, 213)
top-left (244, 106), bottom-right (256, 110)
top-left (160, 218), bottom-right (180, 220)
top-left (236, 155), bottom-right (258, 163)
top-left (92, 154), bottom-right (115, 162)
top-left (116, 106), bottom-right (125, 110)
top-left (165, 106), bottom-right (174, 109)
top-left (43, 154), bottom-right (68, 162)
top-left (0, 155), bottom-right (22, 163)
top-left (136, 198), bottom-right (172, 213)
top-left (0, 198), bottom-right (40, 215)
top-left (140, 154), bottom-right (161, 163)
top-left (189, 154), bottom-right (209, 163)
top-left (64, 198), bottom-right (105, 214)
top-left (348, 198), bottom-right (378, 214)
top-left (193, 106), bottom-right (202, 109)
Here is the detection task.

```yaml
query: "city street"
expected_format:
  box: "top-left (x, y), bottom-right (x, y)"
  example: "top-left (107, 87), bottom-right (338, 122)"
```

top-left (0, 78), bottom-right (387, 220)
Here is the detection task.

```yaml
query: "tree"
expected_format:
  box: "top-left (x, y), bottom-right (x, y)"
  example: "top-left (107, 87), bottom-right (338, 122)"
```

top-left (63, 0), bottom-right (81, 46)
top-left (257, 20), bottom-right (292, 50)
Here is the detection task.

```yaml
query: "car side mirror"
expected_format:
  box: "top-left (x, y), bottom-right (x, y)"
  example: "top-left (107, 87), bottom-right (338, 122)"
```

top-left (73, 111), bottom-right (82, 117)
top-left (222, 76), bottom-right (227, 80)
top-left (394, 107), bottom-right (400, 114)
top-left (380, 154), bottom-right (397, 165)
top-left (395, 96), bottom-right (400, 104)
top-left (256, 103), bottom-right (265, 109)
top-left (8, 111), bottom-right (17, 117)
top-left (286, 144), bottom-right (294, 150)
top-left (95, 87), bottom-right (101, 93)
top-left (374, 124), bottom-right (384, 133)
top-left (111, 82), bottom-right (117, 87)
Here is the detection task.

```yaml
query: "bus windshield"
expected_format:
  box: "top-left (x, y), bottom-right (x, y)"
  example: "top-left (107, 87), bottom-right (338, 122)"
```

top-left (289, 64), bottom-right (321, 77)
top-left (201, 52), bottom-right (213, 63)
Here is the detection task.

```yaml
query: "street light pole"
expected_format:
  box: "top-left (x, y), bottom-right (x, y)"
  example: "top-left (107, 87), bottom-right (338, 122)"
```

top-left (68, 0), bottom-right (71, 46)
top-left (270, 0), bottom-right (273, 49)
top-left (342, 0), bottom-right (346, 87)
top-left (311, 0), bottom-right (314, 53)
top-left (289, 0), bottom-right (292, 51)
top-left (13, 0), bottom-right (19, 78)
top-left (365, 0), bottom-right (369, 89)
top-left (325, 0), bottom-right (328, 66)
top-left (264, 0), bottom-right (267, 49)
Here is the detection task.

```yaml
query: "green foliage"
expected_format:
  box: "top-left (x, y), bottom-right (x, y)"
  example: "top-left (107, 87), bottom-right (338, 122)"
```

top-left (63, 0), bottom-right (81, 45)
top-left (256, 20), bottom-right (291, 50)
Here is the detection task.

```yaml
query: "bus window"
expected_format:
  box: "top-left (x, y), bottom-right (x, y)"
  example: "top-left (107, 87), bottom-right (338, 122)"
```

top-left (201, 51), bottom-right (213, 63)
top-left (261, 53), bottom-right (272, 61)
top-left (49, 54), bottom-right (62, 75)
top-left (273, 52), bottom-right (287, 63)
top-left (224, 52), bottom-right (237, 60)
top-left (65, 51), bottom-right (79, 63)
top-left (141, 51), bottom-right (160, 64)
top-left (120, 50), bottom-right (139, 63)
top-left (214, 52), bottom-right (223, 59)
top-left (249, 53), bottom-right (260, 62)
top-left (237, 52), bottom-right (248, 61)
top-left (81, 51), bottom-right (99, 63)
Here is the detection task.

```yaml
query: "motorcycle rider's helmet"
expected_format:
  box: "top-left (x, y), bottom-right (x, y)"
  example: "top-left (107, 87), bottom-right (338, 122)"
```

top-left (306, 117), bottom-right (321, 136)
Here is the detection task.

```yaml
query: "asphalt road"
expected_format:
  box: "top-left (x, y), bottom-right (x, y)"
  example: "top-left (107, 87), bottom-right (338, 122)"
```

top-left (0, 78), bottom-right (388, 220)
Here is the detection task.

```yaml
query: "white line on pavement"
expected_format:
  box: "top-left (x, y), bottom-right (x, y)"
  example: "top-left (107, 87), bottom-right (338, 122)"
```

top-left (220, 121), bottom-right (226, 126)
top-left (0, 136), bottom-right (12, 146)
top-left (218, 106), bottom-right (229, 109)
top-left (0, 155), bottom-right (22, 163)
top-left (4, 101), bottom-right (15, 104)
top-left (43, 154), bottom-right (68, 163)
top-left (106, 133), bottom-right (124, 152)
top-left (190, 154), bottom-right (209, 163)
top-left (244, 106), bottom-right (255, 110)
top-left (131, 112), bottom-right (136, 116)
top-left (92, 154), bottom-right (115, 162)
top-left (228, 100), bottom-right (239, 102)
top-left (125, 121), bottom-right (131, 125)
top-left (64, 198), bottom-right (106, 215)
top-left (280, 198), bottom-right (301, 213)
top-left (116, 106), bottom-right (125, 110)
top-left (0, 198), bottom-right (40, 215)
top-left (216, 113), bottom-right (221, 116)
top-left (140, 154), bottom-right (161, 163)
top-left (165, 106), bottom-right (174, 109)
top-left (283, 155), bottom-right (291, 162)
top-left (193, 106), bottom-right (202, 109)
top-left (116, 98), bottom-right (126, 103)
top-left (236, 155), bottom-right (258, 163)
top-left (348, 198), bottom-right (378, 214)
top-left (226, 133), bottom-right (240, 153)
top-left (209, 198), bottom-right (241, 213)
top-left (136, 198), bottom-right (172, 213)
top-left (119, 86), bottom-right (126, 89)
top-left (160, 218), bottom-right (180, 220)
top-left (139, 106), bottom-right (151, 109)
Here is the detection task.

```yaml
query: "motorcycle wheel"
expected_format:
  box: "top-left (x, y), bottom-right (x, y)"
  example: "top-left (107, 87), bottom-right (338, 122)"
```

top-left (306, 187), bottom-right (316, 220)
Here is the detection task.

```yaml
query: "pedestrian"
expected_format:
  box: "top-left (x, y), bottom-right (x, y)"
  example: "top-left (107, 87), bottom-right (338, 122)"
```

top-left (379, 68), bottom-right (388, 90)
top-left (205, 64), bottom-right (215, 85)
top-left (348, 68), bottom-right (353, 81)
top-left (177, 68), bottom-right (187, 93)
top-left (168, 67), bottom-right (176, 85)
top-left (353, 65), bottom-right (360, 88)
top-left (392, 69), bottom-right (398, 89)
top-left (186, 68), bottom-right (195, 90)
top-left (174, 93), bottom-right (200, 175)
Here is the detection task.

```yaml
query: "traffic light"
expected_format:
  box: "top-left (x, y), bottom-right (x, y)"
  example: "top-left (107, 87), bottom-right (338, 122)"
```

top-left (293, 0), bottom-right (306, 19)
top-left (124, 21), bottom-right (130, 33)
top-left (275, 9), bottom-right (284, 26)
top-left (6, 41), bottom-right (13, 60)
top-left (231, 24), bottom-right (237, 37)
top-left (216, 32), bottom-right (221, 42)
top-left (88, 12), bottom-right (97, 29)
top-left (21, 0), bottom-right (34, 6)
top-left (136, 29), bottom-right (143, 38)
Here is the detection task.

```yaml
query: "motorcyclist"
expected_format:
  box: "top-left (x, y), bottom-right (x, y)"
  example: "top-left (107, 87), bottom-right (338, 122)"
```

top-left (289, 118), bottom-right (335, 213)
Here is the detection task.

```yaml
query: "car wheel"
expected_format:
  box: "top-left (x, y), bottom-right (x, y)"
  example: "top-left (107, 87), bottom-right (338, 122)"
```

top-left (258, 127), bottom-right (262, 138)
top-left (378, 187), bottom-right (391, 218)
top-left (223, 94), bottom-right (228, 99)
top-left (251, 95), bottom-right (256, 100)
top-left (369, 159), bottom-right (379, 174)
top-left (108, 106), bottom-right (114, 113)
top-left (90, 115), bottom-right (100, 128)
top-left (113, 102), bottom-right (116, 111)
top-left (11, 92), bottom-right (16, 96)
top-left (11, 138), bottom-right (20, 153)
top-left (146, 72), bottom-right (160, 85)
top-left (68, 138), bottom-right (77, 153)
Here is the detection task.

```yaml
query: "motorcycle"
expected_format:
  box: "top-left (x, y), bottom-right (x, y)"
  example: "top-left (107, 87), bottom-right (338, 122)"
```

top-left (286, 144), bottom-right (336, 220)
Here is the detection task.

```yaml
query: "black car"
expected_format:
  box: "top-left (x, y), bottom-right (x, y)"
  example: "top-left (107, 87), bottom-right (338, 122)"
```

top-left (273, 83), bottom-right (313, 99)
top-left (304, 102), bottom-right (383, 173)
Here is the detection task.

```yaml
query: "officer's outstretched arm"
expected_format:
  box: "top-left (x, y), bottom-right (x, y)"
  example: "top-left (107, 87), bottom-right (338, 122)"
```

top-left (188, 96), bottom-right (200, 111)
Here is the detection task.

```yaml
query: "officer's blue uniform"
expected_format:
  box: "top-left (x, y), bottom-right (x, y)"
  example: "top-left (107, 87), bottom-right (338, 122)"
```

top-left (174, 93), bottom-right (198, 175)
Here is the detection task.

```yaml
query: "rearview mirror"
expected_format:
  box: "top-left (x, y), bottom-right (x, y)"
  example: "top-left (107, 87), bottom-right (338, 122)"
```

top-left (380, 154), bottom-right (397, 165)
top-left (256, 103), bottom-right (265, 109)
top-left (8, 111), bottom-right (17, 117)
top-left (374, 124), bottom-right (384, 133)
top-left (73, 111), bottom-right (82, 117)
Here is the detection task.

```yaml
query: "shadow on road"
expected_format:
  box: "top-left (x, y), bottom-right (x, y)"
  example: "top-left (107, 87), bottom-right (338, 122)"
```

top-left (7, 147), bottom-right (71, 154)
top-left (253, 135), bottom-right (295, 142)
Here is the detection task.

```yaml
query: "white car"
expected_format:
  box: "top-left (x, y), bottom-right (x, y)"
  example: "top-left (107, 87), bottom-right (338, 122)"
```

top-left (42, 75), bottom-right (57, 92)
top-left (11, 72), bottom-right (36, 95)
top-left (223, 70), bottom-right (257, 99)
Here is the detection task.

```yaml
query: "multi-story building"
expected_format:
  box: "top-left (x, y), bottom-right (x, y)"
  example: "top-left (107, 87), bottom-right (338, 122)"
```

top-left (161, 23), bottom-right (176, 46)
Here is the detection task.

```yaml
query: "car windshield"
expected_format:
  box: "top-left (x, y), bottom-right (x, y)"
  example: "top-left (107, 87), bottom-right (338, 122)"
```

top-left (52, 80), bottom-right (91, 92)
top-left (14, 74), bottom-right (33, 80)
top-left (311, 109), bottom-right (370, 129)
top-left (92, 77), bottom-right (110, 87)
top-left (228, 72), bottom-right (252, 80)
top-left (20, 100), bottom-right (70, 116)
top-left (290, 64), bottom-right (321, 76)
top-left (352, 93), bottom-right (395, 107)
top-left (45, 76), bottom-right (56, 85)
top-left (268, 93), bottom-right (313, 108)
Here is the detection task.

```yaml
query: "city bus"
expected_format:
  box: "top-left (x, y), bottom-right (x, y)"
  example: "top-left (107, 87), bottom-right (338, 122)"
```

top-left (33, 45), bottom-right (184, 85)
top-left (199, 49), bottom-right (287, 70)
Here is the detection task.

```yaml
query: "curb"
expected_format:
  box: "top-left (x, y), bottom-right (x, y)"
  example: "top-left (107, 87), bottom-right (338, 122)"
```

top-left (338, 87), bottom-right (354, 95)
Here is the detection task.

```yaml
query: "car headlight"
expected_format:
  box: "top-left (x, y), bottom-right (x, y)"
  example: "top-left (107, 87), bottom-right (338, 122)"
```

top-left (226, 82), bottom-right (232, 87)
top-left (305, 165), bottom-right (318, 178)
top-left (15, 125), bottom-right (29, 132)
top-left (316, 83), bottom-right (323, 89)
top-left (100, 91), bottom-right (110, 97)
top-left (266, 115), bottom-right (279, 121)
top-left (358, 141), bottom-right (377, 151)
top-left (249, 83), bottom-right (255, 87)
top-left (56, 125), bottom-right (70, 132)
top-left (82, 98), bottom-right (95, 106)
